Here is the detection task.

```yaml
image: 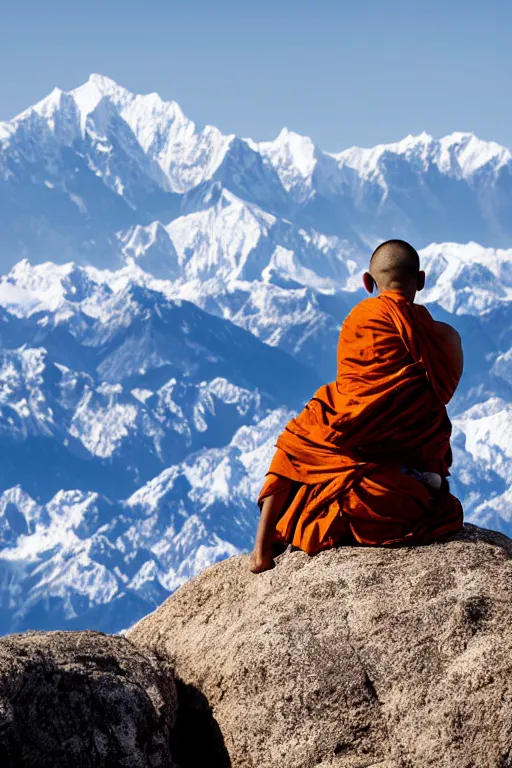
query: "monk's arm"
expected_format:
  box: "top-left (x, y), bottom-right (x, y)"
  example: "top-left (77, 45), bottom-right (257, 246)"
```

top-left (434, 321), bottom-right (464, 381)
top-left (249, 484), bottom-right (291, 573)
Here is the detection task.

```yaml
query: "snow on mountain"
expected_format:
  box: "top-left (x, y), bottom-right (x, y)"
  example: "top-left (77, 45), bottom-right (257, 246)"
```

top-left (453, 398), bottom-right (512, 484)
top-left (1, 73), bottom-right (512, 274)
top-left (255, 128), bottom-right (318, 201)
top-left (11, 74), bottom-right (232, 196)
top-left (491, 348), bottom-right (512, 386)
top-left (119, 189), bottom-right (357, 288)
top-left (76, 74), bottom-right (236, 195)
top-left (0, 347), bottom-right (53, 433)
top-left (0, 408), bottom-right (290, 631)
top-left (334, 132), bottom-right (512, 185)
top-left (419, 242), bottom-right (512, 313)
top-left (0, 75), bottom-right (511, 634)
top-left (165, 189), bottom-right (276, 281)
top-left (0, 290), bottom-right (320, 505)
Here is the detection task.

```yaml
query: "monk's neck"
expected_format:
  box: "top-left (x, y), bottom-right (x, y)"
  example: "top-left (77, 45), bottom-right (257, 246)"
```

top-left (377, 288), bottom-right (416, 303)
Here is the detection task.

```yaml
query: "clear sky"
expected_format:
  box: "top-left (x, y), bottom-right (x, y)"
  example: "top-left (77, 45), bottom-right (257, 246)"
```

top-left (1, 0), bottom-right (510, 152)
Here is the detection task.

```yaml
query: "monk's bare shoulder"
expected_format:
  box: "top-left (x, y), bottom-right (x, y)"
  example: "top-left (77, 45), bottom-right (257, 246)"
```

top-left (434, 321), bottom-right (462, 348)
top-left (434, 321), bottom-right (464, 377)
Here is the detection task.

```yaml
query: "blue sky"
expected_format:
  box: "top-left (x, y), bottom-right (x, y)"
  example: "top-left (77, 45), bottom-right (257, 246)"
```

top-left (1, 0), bottom-right (509, 151)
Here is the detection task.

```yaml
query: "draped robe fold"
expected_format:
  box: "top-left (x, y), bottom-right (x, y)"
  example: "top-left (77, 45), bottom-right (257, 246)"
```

top-left (257, 290), bottom-right (463, 554)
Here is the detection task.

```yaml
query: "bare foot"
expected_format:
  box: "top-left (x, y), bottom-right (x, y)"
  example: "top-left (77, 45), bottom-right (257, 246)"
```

top-left (249, 551), bottom-right (275, 573)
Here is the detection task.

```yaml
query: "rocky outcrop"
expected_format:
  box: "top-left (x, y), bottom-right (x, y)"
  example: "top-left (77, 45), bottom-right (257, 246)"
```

top-left (2, 525), bottom-right (511, 768)
top-left (129, 524), bottom-right (512, 768)
top-left (0, 630), bottom-right (177, 768)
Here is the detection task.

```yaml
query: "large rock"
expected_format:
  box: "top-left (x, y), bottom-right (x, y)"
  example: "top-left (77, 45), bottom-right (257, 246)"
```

top-left (129, 524), bottom-right (512, 768)
top-left (0, 630), bottom-right (177, 768)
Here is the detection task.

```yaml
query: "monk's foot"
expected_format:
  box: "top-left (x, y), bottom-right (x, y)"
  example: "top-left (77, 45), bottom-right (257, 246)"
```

top-left (249, 551), bottom-right (275, 574)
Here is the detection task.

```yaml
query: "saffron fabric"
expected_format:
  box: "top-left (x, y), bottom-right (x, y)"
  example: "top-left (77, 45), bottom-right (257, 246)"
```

top-left (257, 290), bottom-right (463, 554)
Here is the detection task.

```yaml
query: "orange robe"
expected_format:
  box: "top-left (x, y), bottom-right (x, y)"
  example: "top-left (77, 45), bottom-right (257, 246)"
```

top-left (257, 289), bottom-right (463, 554)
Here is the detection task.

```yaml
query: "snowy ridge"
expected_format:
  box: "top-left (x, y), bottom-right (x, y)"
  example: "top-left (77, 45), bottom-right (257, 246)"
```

top-left (1, 73), bottom-right (512, 275)
top-left (0, 409), bottom-right (290, 630)
top-left (419, 242), bottom-right (512, 313)
top-left (335, 132), bottom-right (512, 184)
top-left (12, 74), bottom-right (233, 194)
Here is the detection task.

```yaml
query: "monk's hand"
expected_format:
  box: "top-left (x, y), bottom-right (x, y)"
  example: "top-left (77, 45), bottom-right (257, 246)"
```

top-left (249, 551), bottom-right (275, 574)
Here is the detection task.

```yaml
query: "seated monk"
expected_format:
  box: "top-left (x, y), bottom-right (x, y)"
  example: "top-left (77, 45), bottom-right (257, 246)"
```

top-left (250, 239), bottom-right (464, 573)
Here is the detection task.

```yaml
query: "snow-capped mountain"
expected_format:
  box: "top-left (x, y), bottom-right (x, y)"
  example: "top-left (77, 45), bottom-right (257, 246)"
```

top-left (0, 75), bottom-right (511, 634)
top-left (2, 73), bottom-right (512, 275)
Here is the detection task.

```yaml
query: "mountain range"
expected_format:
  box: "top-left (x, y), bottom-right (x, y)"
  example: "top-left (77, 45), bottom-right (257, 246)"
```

top-left (0, 75), bottom-right (511, 634)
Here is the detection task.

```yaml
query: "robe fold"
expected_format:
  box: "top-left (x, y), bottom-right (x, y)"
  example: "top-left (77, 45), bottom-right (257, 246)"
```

top-left (257, 289), bottom-right (463, 554)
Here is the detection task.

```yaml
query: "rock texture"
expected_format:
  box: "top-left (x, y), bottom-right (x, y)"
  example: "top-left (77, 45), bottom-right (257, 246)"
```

top-left (129, 524), bottom-right (512, 768)
top-left (0, 630), bottom-right (177, 768)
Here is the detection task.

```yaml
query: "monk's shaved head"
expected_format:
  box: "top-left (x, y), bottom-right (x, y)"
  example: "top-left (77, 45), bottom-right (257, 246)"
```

top-left (363, 239), bottom-right (424, 300)
top-left (369, 239), bottom-right (420, 288)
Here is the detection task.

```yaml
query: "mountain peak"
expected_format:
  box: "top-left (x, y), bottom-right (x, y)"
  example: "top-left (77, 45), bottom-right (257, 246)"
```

top-left (332, 129), bottom-right (511, 182)
top-left (87, 73), bottom-right (120, 91)
top-left (82, 73), bottom-right (132, 102)
top-left (432, 132), bottom-right (511, 178)
top-left (257, 127), bottom-right (317, 190)
top-left (273, 126), bottom-right (314, 150)
top-left (396, 130), bottom-right (434, 148)
top-left (13, 86), bottom-right (66, 122)
top-left (71, 74), bottom-right (132, 123)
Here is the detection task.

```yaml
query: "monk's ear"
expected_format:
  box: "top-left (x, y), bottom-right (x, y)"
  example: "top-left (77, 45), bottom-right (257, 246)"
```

top-left (363, 272), bottom-right (375, 294)
top-left (417, 271), bottom-right (426, 292)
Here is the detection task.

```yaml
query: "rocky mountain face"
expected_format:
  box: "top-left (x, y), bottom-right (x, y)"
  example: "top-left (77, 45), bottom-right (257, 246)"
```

top-left (128, 524), bottom-right (512, 768)
top-left (0, 76), bottom-right (511, 634)
top-left (2, 525), bottom-right (510, 768)
top-left (0, 630), bottom-right (177, 767)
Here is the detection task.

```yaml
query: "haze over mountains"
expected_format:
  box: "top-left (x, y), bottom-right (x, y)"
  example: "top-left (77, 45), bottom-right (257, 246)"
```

top-left (0, 74), bottom-right (511, 634)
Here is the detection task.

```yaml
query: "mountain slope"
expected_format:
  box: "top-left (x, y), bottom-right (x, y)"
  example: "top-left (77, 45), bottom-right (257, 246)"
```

top-left (2, 75), bottom-right (512, 275)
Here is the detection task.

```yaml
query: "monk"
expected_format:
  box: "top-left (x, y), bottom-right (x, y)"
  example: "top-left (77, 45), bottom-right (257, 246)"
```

top-left (250, 239), bottom-right (464, 573)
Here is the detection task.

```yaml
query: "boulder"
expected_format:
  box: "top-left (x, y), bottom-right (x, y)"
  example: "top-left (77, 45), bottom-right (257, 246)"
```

top-left (128, 524), bottom-right (512, 768)
top-left (0, 630), bottom-right (177, 768)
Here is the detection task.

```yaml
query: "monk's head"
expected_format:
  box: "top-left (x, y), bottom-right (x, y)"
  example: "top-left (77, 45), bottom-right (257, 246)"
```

top-left (363, 239), bottom-right (425, 301)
